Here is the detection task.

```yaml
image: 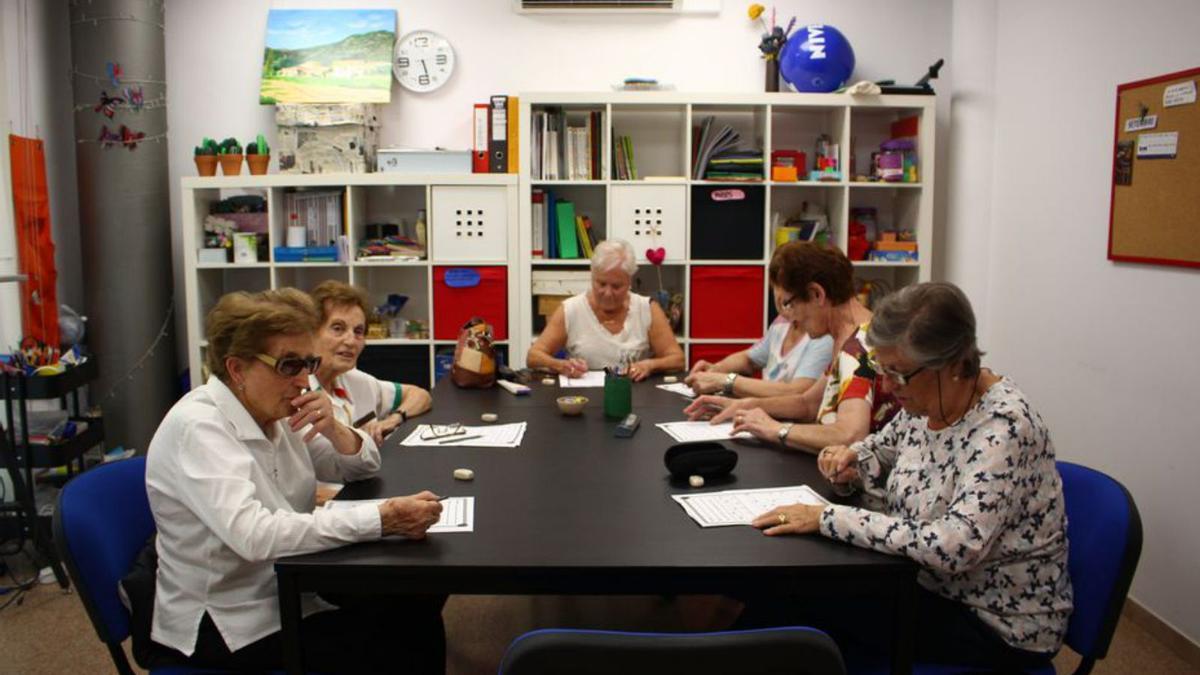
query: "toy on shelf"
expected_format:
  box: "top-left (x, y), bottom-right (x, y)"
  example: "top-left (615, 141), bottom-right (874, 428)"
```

top-left (770, 150), bottom-right (805, 182)
top-left (246, 134), bottom-right (271, 175)
top-left (194, 137), bottom-right (219, 176)
top-left (217, 137), bottom-right (244, 176)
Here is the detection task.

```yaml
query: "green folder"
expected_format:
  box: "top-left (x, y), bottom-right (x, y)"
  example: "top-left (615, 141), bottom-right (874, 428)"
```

top-left (556, 200), bottom-right (580, 259)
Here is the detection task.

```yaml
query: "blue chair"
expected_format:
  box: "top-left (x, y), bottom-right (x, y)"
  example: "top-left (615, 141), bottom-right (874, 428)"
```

top-left (52, 456), bottom-right (233, 675)
top-left (855, 460), bottom-right (1143, 675)
top-left (499, 626), bottom-right (846, 675)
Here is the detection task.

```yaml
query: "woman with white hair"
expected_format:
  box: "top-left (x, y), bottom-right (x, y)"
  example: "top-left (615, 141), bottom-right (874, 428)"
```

top-left (527, 239), bottom-right (684, 381)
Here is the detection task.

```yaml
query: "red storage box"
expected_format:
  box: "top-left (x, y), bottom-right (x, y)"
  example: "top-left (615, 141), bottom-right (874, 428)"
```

top-left (688, 343), bottom-right (761, 378)
top-left (433, 266), bottom-right (508, 340)
top-left (689, 266), bottom-right (764, 339)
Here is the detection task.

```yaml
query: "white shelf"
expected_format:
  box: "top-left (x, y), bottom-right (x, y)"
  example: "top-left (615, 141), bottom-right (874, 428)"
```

top-left (352, 259), bottom-right (428, 267)
top-left (196, 262), bottom-right (271, 269)
top-left (272, 262), bottom-right (345, 267)
top-left (518, 92), bottom-right (936, 370)
top-left (365, 338), bottom-right (431, 346)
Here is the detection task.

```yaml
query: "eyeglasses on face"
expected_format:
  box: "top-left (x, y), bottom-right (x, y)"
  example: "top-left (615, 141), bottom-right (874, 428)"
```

top-left (867, 356), bottom-right (926, 387)
top-left (255, 353), bottom-right (322, 377)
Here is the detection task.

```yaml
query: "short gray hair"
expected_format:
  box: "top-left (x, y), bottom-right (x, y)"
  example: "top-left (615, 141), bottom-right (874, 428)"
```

top-left (866, 282), bottom-right (983, 377)
top-left (591, 239), bottom-right (638, 277)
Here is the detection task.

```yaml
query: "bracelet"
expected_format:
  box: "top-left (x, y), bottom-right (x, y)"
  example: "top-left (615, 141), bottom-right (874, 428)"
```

top-left (721, 372), bottom-right (738, 396)
top-left (776, 422), bottom-right (794, 446)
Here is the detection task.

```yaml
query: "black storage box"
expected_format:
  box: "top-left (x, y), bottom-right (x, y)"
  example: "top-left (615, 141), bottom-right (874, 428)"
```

top-left (690, 185), bottom-right (765, 260)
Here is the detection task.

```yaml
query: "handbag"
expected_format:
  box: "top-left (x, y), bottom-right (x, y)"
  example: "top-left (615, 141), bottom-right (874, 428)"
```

top-left (450, 317), bottom-right (497, 388)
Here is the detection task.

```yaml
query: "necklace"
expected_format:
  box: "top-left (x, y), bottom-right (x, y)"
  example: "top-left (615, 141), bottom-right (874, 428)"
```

top-left (936, 369), bottom-right (983, 428)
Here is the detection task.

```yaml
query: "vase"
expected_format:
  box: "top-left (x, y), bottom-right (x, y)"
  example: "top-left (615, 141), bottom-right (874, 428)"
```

top-left (246, 154), bottom-right (271, 175)
top-left (218, 154), bottom-right (244, 176)
top-left (765, 58), bottom-right (780, 93)
top-left (194, 155), bottom-right (218, 177)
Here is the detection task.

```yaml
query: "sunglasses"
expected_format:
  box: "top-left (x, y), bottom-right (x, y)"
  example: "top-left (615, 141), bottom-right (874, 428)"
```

top-left (867, 356), bottom-right (926, 387)
top-left (255, 353), bottom-right (322, 377)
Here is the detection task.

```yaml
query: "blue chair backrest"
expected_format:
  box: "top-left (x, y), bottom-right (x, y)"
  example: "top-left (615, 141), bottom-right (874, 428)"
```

top-left (499, 626), bottom-right (846, 675)
top-left (53, 456), bottom-right (155, 646)
top-left (1058, 461), bottom-right (1142, 660)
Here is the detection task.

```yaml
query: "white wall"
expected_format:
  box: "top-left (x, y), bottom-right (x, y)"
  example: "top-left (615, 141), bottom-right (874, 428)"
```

top-left (1, 0), bottom-right (84, 346)
top-left (987, 0), bottom-right (1200, 643)
top-left (164, 0), bottom-right (953, 363)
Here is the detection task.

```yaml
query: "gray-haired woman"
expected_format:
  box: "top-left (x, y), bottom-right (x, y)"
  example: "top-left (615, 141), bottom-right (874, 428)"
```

top-left (526, 239), bottom-right (684, 381)
top-left (745, 282), bottom-right (1073, 669)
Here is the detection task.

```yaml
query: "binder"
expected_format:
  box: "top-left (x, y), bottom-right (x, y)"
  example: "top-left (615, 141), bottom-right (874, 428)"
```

top-left (531, 189), bottom-right (545, 258)
top-left (507, 96), bottom-right (519, 174)
top-left (489, 95), bottom-right (508, 174)
top-left (576, 216), bottom-right (594, 258)
top-left (555, 200), bottom-right (580, 259)
top-left (473, 103), bottom-right (489, 173)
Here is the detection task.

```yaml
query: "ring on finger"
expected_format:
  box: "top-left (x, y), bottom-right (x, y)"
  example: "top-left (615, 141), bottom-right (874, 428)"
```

top-left (778, 513), bottom-right (788, 525)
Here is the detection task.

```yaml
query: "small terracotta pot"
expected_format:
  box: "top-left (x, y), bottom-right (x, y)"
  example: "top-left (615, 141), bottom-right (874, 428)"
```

top-left (218, 154), bottom-right (244, 176)
top-left (194, 155), bottom-right (218, 177)
top-left (246, 154), bottom-right (271, 175)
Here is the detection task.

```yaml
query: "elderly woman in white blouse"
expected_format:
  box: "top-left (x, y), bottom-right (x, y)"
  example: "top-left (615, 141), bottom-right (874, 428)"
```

top-left (527, 239), bottom-right (684, 381)
top-left (743, 282), bottom-right (1073, 670)
top-left (144, 288), bottom-right (445, 673)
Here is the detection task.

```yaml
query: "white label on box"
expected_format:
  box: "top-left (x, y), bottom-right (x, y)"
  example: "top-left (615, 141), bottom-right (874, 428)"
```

top-left (1136, 132), bottom-right (1179, 158)
top-left (1124, 114), bottom-right (1158, 132)
top-left (1163, 81), bottom-right (1196, 107)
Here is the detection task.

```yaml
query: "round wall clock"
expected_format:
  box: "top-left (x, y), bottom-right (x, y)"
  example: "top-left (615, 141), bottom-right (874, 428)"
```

top-left (393, 30), bottom-right (455, 93)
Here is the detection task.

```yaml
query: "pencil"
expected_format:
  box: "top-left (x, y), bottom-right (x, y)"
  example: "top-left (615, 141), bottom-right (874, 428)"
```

top-left (439, 434), bottom-right (483, 445)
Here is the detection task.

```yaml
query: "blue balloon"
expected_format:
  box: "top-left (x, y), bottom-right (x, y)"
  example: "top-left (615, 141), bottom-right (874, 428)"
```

top-left (780, 24), bottom-right (856, 93)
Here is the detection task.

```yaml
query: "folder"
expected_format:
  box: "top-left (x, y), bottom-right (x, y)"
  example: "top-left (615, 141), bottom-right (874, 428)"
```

top-left (473, 103), bottom-right (489, 173)
top-left (555, 200), bottom-right (580, 259)
top-left (546, 190), bottom-right (558, 259)
top-left (576, 216), bottom-right (594, 258)
top-left (507, 96), bottom-right (519, 174)
top-left (531, 189), bottom-right (545, 258)
top-left (489, 95), bottom-right (508, 174)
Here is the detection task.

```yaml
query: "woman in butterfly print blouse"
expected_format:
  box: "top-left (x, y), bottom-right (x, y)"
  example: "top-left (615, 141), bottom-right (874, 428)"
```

top-left (751, 282), bottom-right (1073, 668)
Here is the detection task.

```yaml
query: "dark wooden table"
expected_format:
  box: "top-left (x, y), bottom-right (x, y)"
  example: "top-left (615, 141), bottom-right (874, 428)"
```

top-left (276, 378), bottom-right (915, 674)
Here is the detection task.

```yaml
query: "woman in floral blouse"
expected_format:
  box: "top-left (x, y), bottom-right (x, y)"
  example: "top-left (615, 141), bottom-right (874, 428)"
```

top-left (749, 282), bottom-right (1073, 669)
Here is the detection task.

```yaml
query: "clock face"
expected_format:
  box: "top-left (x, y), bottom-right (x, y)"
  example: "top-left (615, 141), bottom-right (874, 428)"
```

top-left (393, 30), bottom-right (455, 93)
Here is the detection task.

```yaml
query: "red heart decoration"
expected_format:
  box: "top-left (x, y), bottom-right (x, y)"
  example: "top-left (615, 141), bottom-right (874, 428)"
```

top-left (645, 247), bottom-right (666, 265)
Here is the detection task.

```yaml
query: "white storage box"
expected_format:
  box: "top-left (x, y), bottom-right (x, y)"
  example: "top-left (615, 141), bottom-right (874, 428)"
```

top-left (531, 270), bottom-right (591, 296)
top-left (377, 149), bottom-right (472, 174)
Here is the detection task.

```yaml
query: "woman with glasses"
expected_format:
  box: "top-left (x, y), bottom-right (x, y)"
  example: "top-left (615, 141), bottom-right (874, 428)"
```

top-left (527, 238), bottom-right (684, 381)
top-left (310, 280), bottom-right (431, 446)
top-left (684, 241), bottom-right (899, 451)
top-left (684, 275), bottom-right (833, 398)
top-left (745, 282), bottom-right (1072, 669)
top-left (144, 288), bottom-right (446, 673)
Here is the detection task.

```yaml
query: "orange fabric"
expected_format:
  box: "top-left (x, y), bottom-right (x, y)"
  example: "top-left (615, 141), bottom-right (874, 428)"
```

top-left (9, 135), bottom-right (59, 347)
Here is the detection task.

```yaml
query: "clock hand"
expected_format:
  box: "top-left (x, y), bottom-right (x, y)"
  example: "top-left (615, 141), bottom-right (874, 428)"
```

top-left (421, 60), bottom-right (428, 76)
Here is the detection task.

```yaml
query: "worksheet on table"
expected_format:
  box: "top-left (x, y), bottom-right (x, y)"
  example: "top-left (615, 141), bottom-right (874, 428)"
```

top-left (656, 382), bottom-right (696, 398)
top-left (656, 420), bottom-right (752, 443)
top-left (399, 423), bottom-right (527, 448)
top-left (672, 486), bottom-right (828, 528)
top-left (559, 371), bottom-right (606, 388)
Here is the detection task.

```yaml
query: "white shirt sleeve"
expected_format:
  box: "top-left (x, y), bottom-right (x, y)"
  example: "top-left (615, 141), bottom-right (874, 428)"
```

top-left (306, 425), bottom-right (382, 483)
top-left (173, 418), bottom-right (382, 563)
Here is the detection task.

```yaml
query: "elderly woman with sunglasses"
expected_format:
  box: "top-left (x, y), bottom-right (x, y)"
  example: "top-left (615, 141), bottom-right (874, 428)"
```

top-left (745, 282), bottom-right (1072, 669)
top-left (309, 280), bottom-right (431, 446)
top-left (144, 288), bottom-right (446, 673)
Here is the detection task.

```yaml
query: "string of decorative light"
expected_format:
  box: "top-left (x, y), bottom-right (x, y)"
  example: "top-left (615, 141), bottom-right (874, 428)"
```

top-left (72, 95), bottom-right (168, 113)
top-left (98, 299), bottom-right (174, 405)
top-left (75, 131), bottom-right (167, 146)
top-left (72, 67), bottom-right (166, 86)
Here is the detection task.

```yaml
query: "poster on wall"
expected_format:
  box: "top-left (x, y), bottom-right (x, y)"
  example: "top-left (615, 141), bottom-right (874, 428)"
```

top-left (260, 9), bottom-right (396, 104)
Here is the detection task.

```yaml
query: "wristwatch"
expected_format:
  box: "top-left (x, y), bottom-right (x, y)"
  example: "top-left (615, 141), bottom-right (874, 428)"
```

top-left (776, 423), bottom-right (794, 446)
top-left (398, 410), bottom-right (408, 424)
top-left (721, 372), bottom-right (738, 396)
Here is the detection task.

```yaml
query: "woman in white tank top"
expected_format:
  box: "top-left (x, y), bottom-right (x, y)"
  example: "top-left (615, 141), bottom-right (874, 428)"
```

top-left (527, 239), bottom-right (684, 381)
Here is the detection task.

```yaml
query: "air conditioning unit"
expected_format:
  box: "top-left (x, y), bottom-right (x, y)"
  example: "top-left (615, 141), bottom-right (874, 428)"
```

top-left (514, 0), bottom-right (719, 14)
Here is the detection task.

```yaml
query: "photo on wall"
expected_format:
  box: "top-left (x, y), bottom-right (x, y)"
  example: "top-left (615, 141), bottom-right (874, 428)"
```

top-left (260, 9), bottom-right (396, 104)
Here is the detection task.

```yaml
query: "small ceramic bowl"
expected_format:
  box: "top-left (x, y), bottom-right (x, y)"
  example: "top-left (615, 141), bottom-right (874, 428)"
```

top-left (556, 395), bottom-right (588, 416)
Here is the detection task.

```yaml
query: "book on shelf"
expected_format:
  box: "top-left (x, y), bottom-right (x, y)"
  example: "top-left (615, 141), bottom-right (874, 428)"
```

top-left (531, 189), bottom-right (545, 258)
top-left (532, 107), bottom-right (603, 181)
top-left (691, 116), bottom-right (762, 180)
top-left (613, 134), bottom-right (637, 180)
top-left (546, 190), bottom-right (558, 258)
top-left (555, 200), bottom-right (580, 259)
top-left (575, 216), bottom-right (594, 258)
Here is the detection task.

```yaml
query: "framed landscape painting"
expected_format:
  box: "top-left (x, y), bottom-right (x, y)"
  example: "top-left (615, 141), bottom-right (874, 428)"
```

top-left (260, 9), bottom-right (396, 104)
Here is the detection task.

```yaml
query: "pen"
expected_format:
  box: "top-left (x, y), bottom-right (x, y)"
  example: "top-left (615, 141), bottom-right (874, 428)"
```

top-left (439, 434), bottom-right (483, 445)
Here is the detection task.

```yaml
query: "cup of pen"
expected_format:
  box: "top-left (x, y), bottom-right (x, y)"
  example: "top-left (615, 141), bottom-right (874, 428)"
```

top-left (603, 369), bottom-right (633, 419)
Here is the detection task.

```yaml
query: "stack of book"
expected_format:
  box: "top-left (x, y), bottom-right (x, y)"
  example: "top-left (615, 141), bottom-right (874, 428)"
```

top-left (691, 116), bottom-right (763, 181)
top-left (531, 108), bottom-right (603, 180)
top-left (531, 189), bottom-right (600, 260)
top-left (612, 134), bottom-right (637, 180)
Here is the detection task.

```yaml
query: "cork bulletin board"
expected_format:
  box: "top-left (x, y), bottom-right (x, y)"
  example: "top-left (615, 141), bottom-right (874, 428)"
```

top-left (1108, 66), bottom-right (1200, 268)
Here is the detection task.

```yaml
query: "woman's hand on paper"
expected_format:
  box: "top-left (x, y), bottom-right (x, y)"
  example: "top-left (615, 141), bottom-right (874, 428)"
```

top-left (558, 357), bottom-right (588, 378)
top-left (751, 503), bottom-right (824, 535)
top-left (379, 491), bottom-right (442, 539)
top-left (730, 407), bottom-right (779, 442)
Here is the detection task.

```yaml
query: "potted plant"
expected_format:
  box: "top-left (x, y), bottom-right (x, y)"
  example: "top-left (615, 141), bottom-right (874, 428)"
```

top-left (217, 137), bottom-right (244, 175)
top-left (194, 137), bottom-right (219, 176)
top-left (246, 134), bottom-right (271, 175)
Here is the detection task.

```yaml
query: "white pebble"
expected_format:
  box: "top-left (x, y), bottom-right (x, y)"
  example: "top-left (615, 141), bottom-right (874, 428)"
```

top-left (541, 377), bottom-right (556, 385)
top-left (689, 474), bottom-right (705, 488)
top-left (663, 375), bottom-right (678, 383)
top-left (481, 413), bottom-right (498, 423)
top-left (453, 468), bottom-right (475, 481)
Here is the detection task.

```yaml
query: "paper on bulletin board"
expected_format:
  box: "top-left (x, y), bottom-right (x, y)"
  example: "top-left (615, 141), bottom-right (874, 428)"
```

top-left (1124, 115), bottom-right (1158, 132)
top-left (1163, 81), bottom-right (1196, 107)
top-left (1136, 132), bottom-right (1179, 159)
